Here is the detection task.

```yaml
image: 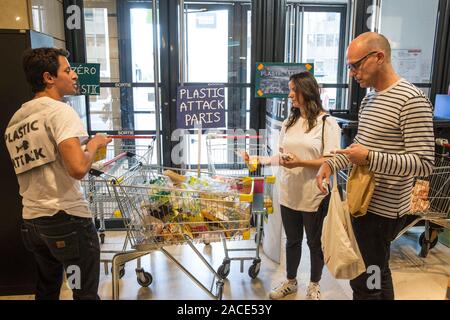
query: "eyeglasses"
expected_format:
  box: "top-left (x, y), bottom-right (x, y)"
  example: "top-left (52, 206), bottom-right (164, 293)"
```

top-left (346, 51), bottom-right (379, 71)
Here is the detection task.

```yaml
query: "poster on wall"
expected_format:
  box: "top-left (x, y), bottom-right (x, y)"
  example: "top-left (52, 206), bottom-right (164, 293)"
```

top-left (255, 63), bottom-right (314, 98)
top-left (391, 49), bottom-right (429, 83)
top-left (70, 63), bottom-right (100, 96)
top-left (176, 85), bottom-right (226, 129)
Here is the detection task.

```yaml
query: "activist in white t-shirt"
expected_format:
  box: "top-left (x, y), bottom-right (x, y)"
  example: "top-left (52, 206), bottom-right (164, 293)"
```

top-left (265, 72), bottom-right (341, 301)
top-left (4, 48), bottom-right (112, 300)
top-left (278, 113), bottom-right (341, 212)
top-left (6, 96), bottom-right (90, 219)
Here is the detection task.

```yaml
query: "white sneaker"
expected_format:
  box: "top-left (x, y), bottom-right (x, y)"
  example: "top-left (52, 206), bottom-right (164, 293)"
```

top-left (269, 280), bottom-right (297, 300)
top-left (306, 282), bottom-right (321, 300)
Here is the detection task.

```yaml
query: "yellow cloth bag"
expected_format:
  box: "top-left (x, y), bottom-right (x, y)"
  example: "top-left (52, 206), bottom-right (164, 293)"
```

top-left (346, 165), bottom-right (375, 217)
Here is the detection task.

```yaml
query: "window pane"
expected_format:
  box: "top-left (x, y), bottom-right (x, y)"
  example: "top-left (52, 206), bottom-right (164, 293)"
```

top-left (133, 88), bottom-right (155, 112)
top-left (379, 0), bottom-right (439, 84)
top-left (89, 87), bottom-right (122, 131)
top-left (84, 0), bottom-right (120, 82)
top-left (302, 11), bottom-right (341, 83)
top-left (322, 88), bottom-right (348, 111)
top-left (134, 113), bottom-right (156, 131)
top-left (185, 9), bottom-right (229, 83)
top-left (130, 8), bottom-right (155, 83)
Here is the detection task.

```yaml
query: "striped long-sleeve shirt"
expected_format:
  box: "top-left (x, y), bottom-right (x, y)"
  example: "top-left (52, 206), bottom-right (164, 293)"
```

top-left (327, 79), bottom-right (435, 219)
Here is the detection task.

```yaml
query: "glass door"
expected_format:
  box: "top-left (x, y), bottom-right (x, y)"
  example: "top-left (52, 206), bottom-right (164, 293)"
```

top-left (285, 3), bottom-right (348, 110)
top-left (83, 0), bottom-right (161, 163)
top-left (180, 2), bottom-right (252, 167)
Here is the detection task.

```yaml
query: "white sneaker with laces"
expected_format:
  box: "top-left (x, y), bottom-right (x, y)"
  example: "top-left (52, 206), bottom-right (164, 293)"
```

top-left (269, 280), bottom-right (298, 300)
top-left (306, 282), bottom-right (321, 300)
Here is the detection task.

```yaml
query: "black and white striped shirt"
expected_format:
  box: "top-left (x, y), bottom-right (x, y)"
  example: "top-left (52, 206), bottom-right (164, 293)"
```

top-left (328, 79), bottom-right (435, 219)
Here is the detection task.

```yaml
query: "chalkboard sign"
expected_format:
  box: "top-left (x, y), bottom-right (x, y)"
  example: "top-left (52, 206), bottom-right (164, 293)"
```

top-left (255, 63), bottom-right (314, 98)
top-left (176, 85), bottom-right (225, 129)
top-left (71, 63), bottom-right (100, 96)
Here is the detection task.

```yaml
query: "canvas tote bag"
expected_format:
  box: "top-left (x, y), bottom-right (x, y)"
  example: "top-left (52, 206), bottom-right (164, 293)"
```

top-left (321, 157), bottom-right (366, 280)
top-left (346, 164), bottom-right (375, 217)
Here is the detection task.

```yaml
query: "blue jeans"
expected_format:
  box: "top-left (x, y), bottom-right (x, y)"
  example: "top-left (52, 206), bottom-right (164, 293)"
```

top-left (21, 211), bottom-right (100, 300)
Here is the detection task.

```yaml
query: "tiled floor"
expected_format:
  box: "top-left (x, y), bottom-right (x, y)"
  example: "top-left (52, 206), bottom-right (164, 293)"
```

top-left (1, 226), bottom-right (449, 300)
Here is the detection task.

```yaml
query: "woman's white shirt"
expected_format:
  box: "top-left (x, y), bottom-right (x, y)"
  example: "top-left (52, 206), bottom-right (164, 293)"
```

top-left (278, 114), bottom-right (341, 212)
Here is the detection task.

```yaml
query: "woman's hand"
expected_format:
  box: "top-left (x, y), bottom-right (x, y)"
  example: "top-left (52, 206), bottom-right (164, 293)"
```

top-left (280, 153), bottom-right (302, 169)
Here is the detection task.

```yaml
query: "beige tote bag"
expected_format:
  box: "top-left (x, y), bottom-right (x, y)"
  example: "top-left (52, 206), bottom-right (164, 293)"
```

top-left (321, 158), bottom-right (366, 280)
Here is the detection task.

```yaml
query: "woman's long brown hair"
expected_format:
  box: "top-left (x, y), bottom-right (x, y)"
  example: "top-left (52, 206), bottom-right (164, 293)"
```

top-left (285, 72), bottom-right (325, 133)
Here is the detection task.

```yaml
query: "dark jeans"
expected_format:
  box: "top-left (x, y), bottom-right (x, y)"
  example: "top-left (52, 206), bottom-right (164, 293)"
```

top-left (21, 211), bottom-right (100, 300)
top-left (280, 196), bottom-right (329, 282)
top-left (349, 212), bottom-right (408, 300)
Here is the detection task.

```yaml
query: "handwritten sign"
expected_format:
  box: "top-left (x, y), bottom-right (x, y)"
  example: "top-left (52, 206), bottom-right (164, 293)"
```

top-left (71, 63), bottom-right (100, 95)
top-left (176, 85), bottom-right (225, 129)
top-left (255, 63), bottom-right (314, 98)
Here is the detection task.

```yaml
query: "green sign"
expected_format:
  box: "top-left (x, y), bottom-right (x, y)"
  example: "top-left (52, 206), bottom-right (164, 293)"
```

top-left (71, 63), bottom-right (100, 96)
top-left (254, 62), bottom-right (314, 98)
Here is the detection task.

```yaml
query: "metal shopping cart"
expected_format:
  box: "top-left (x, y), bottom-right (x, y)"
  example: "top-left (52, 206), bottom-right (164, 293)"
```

top-left (108, 167), bottom-right (254, 300)
top-left (395, 139), bottom-right (450, 257)
top-left (81, 136), bottom-right (155, 280)
top-left (205, 133), bottom-right (275, 279)
top-left (84, 136), bottom-right (155, 244)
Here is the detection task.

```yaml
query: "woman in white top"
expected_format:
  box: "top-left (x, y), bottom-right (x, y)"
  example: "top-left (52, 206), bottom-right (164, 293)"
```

top-left (268, 72), bottom-right (341, 300)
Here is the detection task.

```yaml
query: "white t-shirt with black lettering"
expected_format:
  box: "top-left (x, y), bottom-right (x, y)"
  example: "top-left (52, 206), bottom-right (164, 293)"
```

top-left (278, 114), bottom-right (341, 212)
top-left (9, 97), bottom-right (90, 219)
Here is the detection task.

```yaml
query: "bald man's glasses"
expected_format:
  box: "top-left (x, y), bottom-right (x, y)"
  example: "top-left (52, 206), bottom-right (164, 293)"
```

top-left (347, 51), bottom-right (379, 71)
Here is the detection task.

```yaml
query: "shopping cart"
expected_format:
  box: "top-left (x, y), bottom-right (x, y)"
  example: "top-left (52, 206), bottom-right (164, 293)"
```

top-left (84, 136), bottom-right (155, 244)
top-left (205, 133), bottom-right (275, 279)
top-left (395, 139), bottom-right (450, 257)
top-left (81, 136), bottom-right (155, 280)
top-left (109, 167), bottom-right (254, 300)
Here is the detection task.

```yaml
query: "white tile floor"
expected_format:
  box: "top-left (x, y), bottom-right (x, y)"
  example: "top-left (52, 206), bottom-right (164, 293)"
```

top-left (1, 226), bottom-right (449, 300)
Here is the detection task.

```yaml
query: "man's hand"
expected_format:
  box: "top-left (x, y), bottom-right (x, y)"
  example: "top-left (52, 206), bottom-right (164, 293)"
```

top-left (88, 133), bottom-right (113, 150)
top-left (335, 143), bottom-right (369, 165)
top-left (316, 162), bottom-right (332, 194)
top-left (280, 153), bottom-right (302, 169)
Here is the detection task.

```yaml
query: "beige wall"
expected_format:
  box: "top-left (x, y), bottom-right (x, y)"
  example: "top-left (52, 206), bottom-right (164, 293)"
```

top-left (0, 0), bottom-right (66, 48)
top-left (0, 0), bottom-right (30, 29)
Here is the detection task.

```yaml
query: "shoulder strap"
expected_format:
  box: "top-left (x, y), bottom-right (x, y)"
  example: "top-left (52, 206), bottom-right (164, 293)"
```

top-left (321, 114), bottom-right (330, 156)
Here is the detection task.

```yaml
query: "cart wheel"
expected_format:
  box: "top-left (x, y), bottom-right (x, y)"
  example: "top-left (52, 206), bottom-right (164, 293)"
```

top-left (217, 263), bottom-right (231, 279)
top-left (137, 271), bottom-right (153, 287)
top-left (215, 281), bottom-right (224, 300)
top-left (111, 264), bottom-right (126, 279)
top-left (248, 262), bottom-right (261, 279)
top-left (419, 231), bottom-right (439, 249)
top-left (99, 233), bottom-right (105, 244)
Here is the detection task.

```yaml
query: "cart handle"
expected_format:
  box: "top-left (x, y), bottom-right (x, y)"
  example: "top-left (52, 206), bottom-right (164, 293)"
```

top-left (207, 134), bottom-right (262, 139)
top-left (107, 135), bottom-right (156, 139)
top-left (88, 152), bottom-right (128, 177)
top-left (102, 152), bottom-right (129, 167)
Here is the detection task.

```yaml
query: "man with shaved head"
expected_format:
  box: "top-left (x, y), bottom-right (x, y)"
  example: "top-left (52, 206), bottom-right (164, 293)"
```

top-left (316, 32), bottom-right (435, 299)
